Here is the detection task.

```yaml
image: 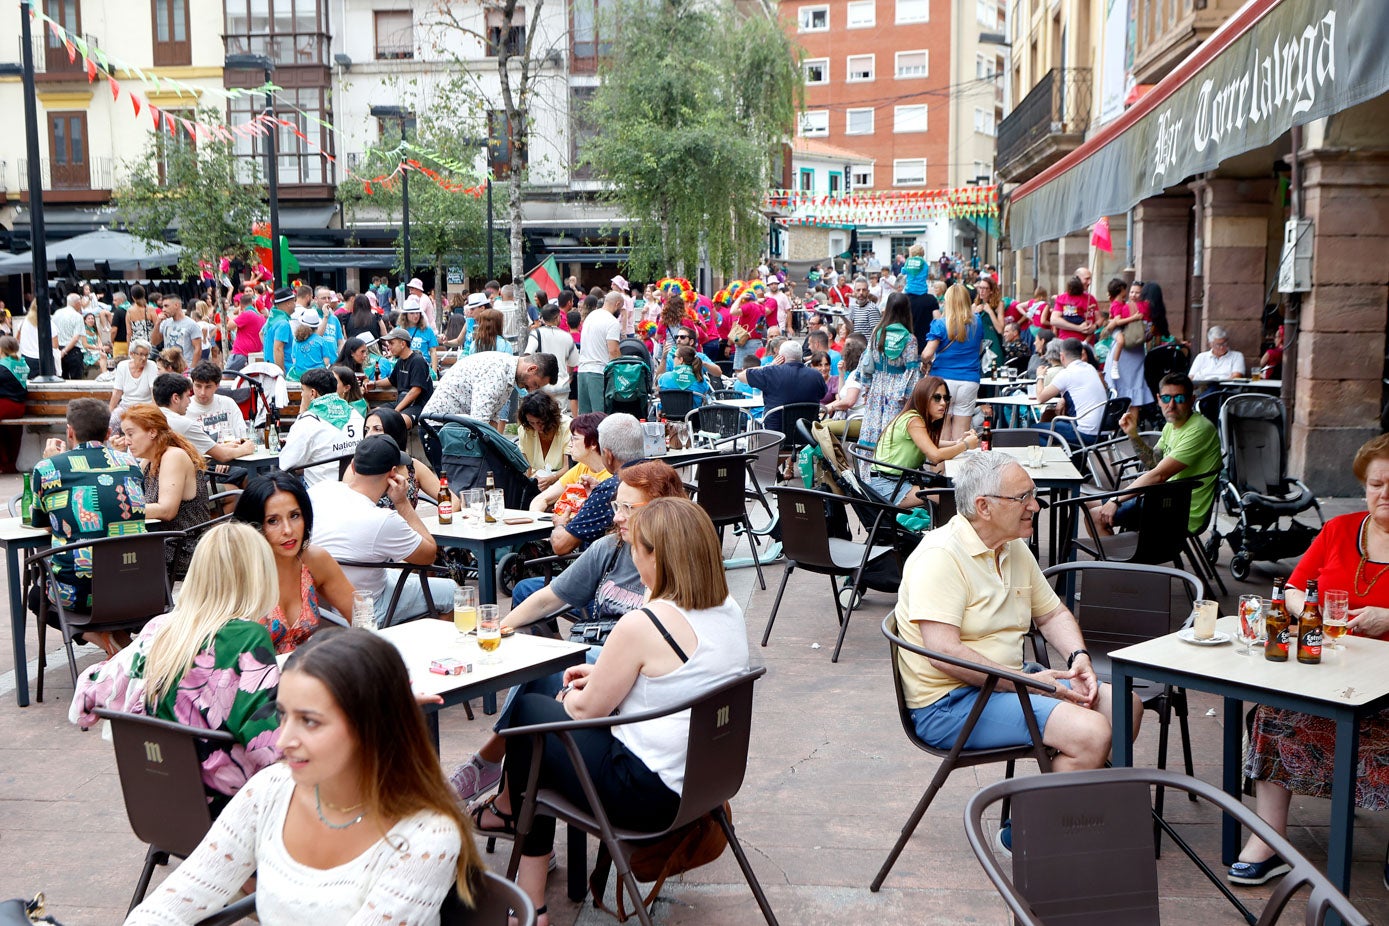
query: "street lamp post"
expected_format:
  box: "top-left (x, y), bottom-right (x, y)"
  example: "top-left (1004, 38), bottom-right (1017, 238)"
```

top-left (226, 54), bottom-right (279, 288)
top-left (370, 106), bottom-right (415, 281)
top-left (15, 3), bottom-right (56, 380)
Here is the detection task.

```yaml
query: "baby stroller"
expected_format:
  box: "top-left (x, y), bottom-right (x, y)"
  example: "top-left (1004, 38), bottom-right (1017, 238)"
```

top-left (1207, 393), bottom-right (1322, 581)
top-left (421, 415), bottom-right (539, 510)
top-left (602, 356), bottom-right (653, 417)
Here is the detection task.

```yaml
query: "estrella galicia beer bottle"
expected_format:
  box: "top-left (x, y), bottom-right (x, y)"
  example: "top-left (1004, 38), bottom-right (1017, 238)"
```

top-left (1298, 579), bottom-right (1323, 664)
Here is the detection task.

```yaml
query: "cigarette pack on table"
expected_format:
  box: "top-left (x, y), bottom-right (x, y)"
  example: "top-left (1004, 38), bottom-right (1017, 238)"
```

top-left (429, 657), bottom-right (473, 676)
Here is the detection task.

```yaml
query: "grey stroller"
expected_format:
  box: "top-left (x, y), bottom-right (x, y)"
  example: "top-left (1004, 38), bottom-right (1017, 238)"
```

top-left (1206, 393), bottom-right (1322, 581)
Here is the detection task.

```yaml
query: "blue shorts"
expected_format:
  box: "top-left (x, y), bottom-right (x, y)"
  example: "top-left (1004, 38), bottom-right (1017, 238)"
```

top-left (1112, 497), bottom-right (1142, 530)
top-left (910, 662), bottom-right (1069, 750)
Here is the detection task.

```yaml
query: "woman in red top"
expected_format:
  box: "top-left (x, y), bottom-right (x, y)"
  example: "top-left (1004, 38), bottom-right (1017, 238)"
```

top-left (1230, 434), bottom-right (1389, 887)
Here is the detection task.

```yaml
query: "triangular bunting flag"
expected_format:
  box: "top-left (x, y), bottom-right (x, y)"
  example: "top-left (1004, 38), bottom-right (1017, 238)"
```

top-left (108, 76), bottom-right (120, 101)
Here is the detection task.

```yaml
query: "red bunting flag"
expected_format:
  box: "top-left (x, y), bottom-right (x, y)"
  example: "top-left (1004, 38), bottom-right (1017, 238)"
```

top-left (1090, 216), bottom-right (1114, 254)
top-left (131, 95), bottom-right (141, 118)
top-left (85, 56), bottom-right (97, 82)
top-left (108, 76), bottom-right (120, 101)
top-left (64, 40), bottom-right (76, 63)
top-left (149, 104), bottom-right (160, 129)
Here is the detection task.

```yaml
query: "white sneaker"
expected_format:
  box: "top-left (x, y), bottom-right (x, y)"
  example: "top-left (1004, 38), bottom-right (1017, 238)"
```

top-left (1107, 363), bottom-right (1121, 382)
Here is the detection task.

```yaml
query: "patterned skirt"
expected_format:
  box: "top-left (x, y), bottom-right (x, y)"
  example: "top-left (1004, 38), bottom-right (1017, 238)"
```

top-left (1244, 705), bottom-right (1389, 810)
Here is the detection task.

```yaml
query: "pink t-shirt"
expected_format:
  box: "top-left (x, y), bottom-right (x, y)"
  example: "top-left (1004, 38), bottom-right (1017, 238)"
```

top-left (1052, 294), bottom-right (1092, 341)
top-left (233, 309), bottom-right (267, 355)
top-left (733, 299), bottom-right (765, 340)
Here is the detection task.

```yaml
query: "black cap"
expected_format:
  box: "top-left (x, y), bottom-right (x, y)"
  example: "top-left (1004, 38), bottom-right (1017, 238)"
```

top-left (353, 435), bottom-right (409, 476)
top-left (272, 286), bottom-right (296, 304)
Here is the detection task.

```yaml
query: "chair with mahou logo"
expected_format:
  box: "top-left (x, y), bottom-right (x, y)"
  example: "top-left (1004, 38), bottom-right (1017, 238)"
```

top-left (94, 709), bottom-right (238, 913)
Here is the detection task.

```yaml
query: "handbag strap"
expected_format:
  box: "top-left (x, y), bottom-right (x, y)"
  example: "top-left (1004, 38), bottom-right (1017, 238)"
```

top-left (641, 606), bottom-right (689, 663)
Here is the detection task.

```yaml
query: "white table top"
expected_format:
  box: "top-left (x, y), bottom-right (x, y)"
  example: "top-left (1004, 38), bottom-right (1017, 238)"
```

top-left (422, 510), bottom-right (554, 541)
top-left (1220, 379), bottom-right (1281, 389)
top-left (981, 377), bottom-right (1037, 388)
top-left (981, 394), bottom-right (1041, 407)
top-left (377, 619), bottom-right (590, 699)
top-left (711, 397), bottom-right (764, 409)
top-left (0, 516), bottom-right (48, 543)
top-left (1111, 616), bottom-right (1389, 709)
top-left (240, 449), bottom-right (281, 463)
top-left (944, 446), bottom-right (1085, 483)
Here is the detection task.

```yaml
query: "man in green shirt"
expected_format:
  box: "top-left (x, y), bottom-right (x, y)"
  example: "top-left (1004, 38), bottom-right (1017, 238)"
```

top-left (1093, 372), bottom-right (1222, 535)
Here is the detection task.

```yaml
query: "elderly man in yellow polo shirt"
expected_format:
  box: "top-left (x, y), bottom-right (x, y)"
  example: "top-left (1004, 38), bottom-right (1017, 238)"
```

top-left (893, 451), bottom-right (1142, 848)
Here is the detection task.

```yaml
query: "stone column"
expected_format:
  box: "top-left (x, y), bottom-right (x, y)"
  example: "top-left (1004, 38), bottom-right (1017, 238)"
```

top-left (1133, 193), bottom-right (1194, 339)
top-left (1188, 177), bottom-right (1272, 359)
top-left (1289, 148), bottom-right (1389, 495)
top-left (1056, 233), bottom-right (1091, 295)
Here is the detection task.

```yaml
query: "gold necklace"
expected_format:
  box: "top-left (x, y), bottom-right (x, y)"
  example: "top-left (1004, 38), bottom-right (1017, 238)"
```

top-left (318, 791), bottom-right (366, 815)
top-left (1355, 517), bottom-right (1389, 598)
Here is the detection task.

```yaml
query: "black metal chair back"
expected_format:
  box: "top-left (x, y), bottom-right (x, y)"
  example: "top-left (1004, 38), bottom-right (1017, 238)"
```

top-left (658, 389), bottom-right (700, 419)
top-left (686, 403), bottom-right (754, 442)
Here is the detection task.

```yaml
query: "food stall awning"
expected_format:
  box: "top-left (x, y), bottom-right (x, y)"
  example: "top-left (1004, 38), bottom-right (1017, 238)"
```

top-left (1007, 0), bottom-right (1389, 249)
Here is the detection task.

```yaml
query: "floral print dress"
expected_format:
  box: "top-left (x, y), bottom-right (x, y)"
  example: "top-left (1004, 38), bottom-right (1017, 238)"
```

top-left (71, 614), bottom-right (281, 802)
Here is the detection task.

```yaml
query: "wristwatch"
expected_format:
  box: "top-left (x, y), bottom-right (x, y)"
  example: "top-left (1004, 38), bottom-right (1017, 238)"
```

top-left (1066, 648), bottom-right (1090, 669)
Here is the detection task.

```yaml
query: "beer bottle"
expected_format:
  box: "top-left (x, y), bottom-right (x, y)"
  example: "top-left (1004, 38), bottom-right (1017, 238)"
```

top-left (484, 471), bottom-right (497, 523)
top-left (980, 417), bottom-right (993, 452)
top-left (1298, 579), bottom-right (1323, 664)
top-left (20, 472), bottom-right (32, 523)
top-left (1265, 577), bottom-right (1290, 662)
top-left (437, 474), bottom-right (453, 525)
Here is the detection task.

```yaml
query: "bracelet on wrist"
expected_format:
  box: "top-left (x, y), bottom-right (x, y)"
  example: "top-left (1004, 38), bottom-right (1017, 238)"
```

top-left (1066, 648), bottom-right (1090, 669)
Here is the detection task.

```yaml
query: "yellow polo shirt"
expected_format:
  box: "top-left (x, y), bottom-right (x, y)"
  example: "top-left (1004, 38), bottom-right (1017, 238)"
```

top-left (893, 514), bottom-right (1060, 709)
top-left (556, 461), bottom-right (611, 488)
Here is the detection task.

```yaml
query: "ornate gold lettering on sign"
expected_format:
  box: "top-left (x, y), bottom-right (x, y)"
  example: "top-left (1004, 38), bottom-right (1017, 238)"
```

top-left (144, 741), bottom-right (163, 763)
top-left (716, 704), bottom-right (730, 728)
top-left (122, 551), bottom-right (137, 565)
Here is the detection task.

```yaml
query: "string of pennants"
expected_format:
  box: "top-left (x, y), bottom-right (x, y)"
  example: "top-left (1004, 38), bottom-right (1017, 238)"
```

top-left (765, 185), bottom-right (1000, 226)
top-left (28, 1), bottom-right (485, 198)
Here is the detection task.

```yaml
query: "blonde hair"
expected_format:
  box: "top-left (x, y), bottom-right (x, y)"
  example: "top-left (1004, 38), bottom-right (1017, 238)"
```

top-left (143, 523), bottom-right (279, 707)
top-left (944, 284), bottom-right (973, 342)
top-left (628, 498), bottom-right (729, 609)
top-left (909, 243), bottom-right (924, 257)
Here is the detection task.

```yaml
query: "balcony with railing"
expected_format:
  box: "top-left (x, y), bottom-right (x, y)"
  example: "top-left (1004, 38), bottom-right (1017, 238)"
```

top-left (17, 157), bottom-right (117, 200)
top-left (995, 68), bottom-right (1092, 185)
top-left (1131, 0), bottom-right (1243, 86)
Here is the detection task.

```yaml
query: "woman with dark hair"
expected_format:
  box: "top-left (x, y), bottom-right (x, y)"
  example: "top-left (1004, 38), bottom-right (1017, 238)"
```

top-left (516, 392), bottom-right (570, 487)
top-left (1140, 281), bottom-right (1171, 340)
top-left (362, 406), bottom-right (441, 509)
top-left (120, 403), bottom-right (210, 580)
top-left (529, 411), bottom-right (609, 513)
top-left (125, 629), bottom-right (482, 923)
top-left (856, 291), bottom-right (921, 453)
top-left (234, 472), bottom-right (356, 653)
top-left (656, 344), bottom-right (711, 404)
top-left (344, 293), bottom-right (388, 342)
top-left (870, 376), bottom-right (979, 506)
top-left (336, 332), bottom-right (388, 381)
top-left (333, 365), bottom-right (368, 419)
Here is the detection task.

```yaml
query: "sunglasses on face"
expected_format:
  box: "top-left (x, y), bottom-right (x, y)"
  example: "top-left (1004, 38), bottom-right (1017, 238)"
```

top-left (1158, 393), bottom-right (1189, 405)
top-left (931, 393), bottom-right (950, 403)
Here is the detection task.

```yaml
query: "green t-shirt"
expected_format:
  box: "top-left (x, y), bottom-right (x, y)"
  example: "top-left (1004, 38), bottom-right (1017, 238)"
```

top-left (1156, 412), bottom-right (1222, 532)
top-left (875, 411), bottom-right (926, 471)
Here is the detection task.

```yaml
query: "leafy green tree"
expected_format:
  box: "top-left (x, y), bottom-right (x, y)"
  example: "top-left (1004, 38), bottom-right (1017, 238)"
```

top-left (337, 120), bottom-right (503, 290)
top-left (582, 0), bottom-right (802, 278)
top-left (114, 108), bottom-right (265, 280)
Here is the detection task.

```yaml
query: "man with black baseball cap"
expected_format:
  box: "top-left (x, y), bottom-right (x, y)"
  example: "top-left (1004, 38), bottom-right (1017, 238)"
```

top-left (307, 434), bottom-right (451, 626)
top-left (366, 326), bottom-right (434, 428)
top-left (264, 286), bottom-right (297, 371)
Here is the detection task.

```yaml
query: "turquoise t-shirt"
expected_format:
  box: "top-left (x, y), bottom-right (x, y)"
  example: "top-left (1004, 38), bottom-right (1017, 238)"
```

top-left (286, 334), bottom-right (335, 382)
top-left (903, 256), bottom-right (930, 295)
top-left (1156, 412), bottom-right (1222, 532)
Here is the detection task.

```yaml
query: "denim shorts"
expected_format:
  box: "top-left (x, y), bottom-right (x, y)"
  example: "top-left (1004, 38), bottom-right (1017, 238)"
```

top-left (910, 662), bottom-right (1069, 750)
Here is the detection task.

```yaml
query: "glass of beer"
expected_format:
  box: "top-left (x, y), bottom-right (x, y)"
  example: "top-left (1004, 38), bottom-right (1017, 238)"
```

top-left (1323, 589), bottom-right (1350, 649)
top-left (477, 605), bottom-right (501, 664)
top-left (351, 591), bottom-right (377, 632)
top-left (1192, 599), bottom-right (1219, 640)
top-left (453, 586), bottom-right (477, 637)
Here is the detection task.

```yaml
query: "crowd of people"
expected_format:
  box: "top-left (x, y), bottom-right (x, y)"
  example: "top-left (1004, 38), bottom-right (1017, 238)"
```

top-left (8, 255), bottom-right (1362, 923)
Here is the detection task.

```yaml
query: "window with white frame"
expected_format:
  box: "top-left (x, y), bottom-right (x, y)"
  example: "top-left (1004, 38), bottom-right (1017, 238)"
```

top-left (799, 110), bottom-right (829, 137)
top-left (846, 0), bottom-right (875, 27)
top-left (894, 104), bottom-right (927, 132)
top-left (974, 106), bottom-right (996, 135)
top-left (798, 5), bottom-right (828, 31)
top-left (893, 158), bottom-right (927, 185)
top-left (976, 51), bottom-right (995, 79)
top-left (803, 58), bottom-right (828, 85)
top-left (895, 0), bottom-right (928, 24)
top-left (974, 160), bottom-right (992, 181)
top-left (851, 166), bottom-right (873, 188)
top-left (846, 54), bottom-right (875, 81)
top-left (976, 0), bottom-right (995, 27)
top-left (895, 50), bottom-right (928, 78)
top-left (846, 108), bottom-right (874, 135)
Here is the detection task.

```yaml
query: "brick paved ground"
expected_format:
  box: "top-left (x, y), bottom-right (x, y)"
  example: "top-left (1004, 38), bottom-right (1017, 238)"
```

top-left (1, 474), bottom-right (1385, 925)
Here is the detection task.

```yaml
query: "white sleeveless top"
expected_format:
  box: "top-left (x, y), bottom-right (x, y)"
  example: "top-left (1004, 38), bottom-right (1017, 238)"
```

top-left (612, 595), bottom-right (749, 793)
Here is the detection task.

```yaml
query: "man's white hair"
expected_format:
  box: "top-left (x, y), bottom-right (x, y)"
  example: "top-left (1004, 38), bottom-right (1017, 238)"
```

top-left (1207, 325), bottom-right (1229, 341)
top-left (66, 293), bottom-right (81, 308)
top-left (954, 451), bottom-right (1018, 520)
top-left (779, 340), bottom-right (802, 360)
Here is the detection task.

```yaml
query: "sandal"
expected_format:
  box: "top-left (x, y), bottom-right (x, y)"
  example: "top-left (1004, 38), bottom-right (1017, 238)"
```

top-left (469, 797), bottom-right (518, 839)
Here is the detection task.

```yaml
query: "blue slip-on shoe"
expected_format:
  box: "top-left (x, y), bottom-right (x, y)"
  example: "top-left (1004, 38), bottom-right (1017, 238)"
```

top-left (1227, 856), bottom-right (1291, 886)
top-left (995, 819), bottom-right (1012, 858)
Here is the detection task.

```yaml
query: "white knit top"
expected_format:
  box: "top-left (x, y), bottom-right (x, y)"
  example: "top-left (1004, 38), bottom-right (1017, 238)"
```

top-left (612, 595), bottom-right (749, 793)
top-left (125, 763), bottom-right (463, 926)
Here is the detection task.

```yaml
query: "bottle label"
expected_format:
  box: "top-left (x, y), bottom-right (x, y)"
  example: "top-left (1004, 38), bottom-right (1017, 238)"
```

top-left (1300, 629), bottom-right (1322, 656)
